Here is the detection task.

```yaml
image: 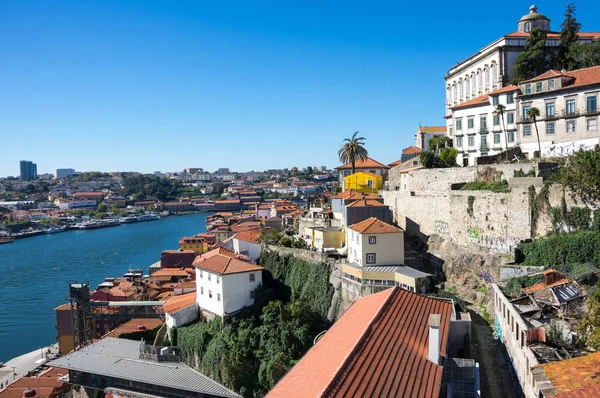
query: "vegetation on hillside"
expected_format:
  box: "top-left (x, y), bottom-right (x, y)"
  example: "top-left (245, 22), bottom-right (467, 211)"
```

top-left (518, 231), bottom-right (600, 268)
top-left (122, 175), bottom-right (184, 202)
top-left (557, 145), bottom-right (600, 205)
top-left (177, 251), bottom-right (334, 397)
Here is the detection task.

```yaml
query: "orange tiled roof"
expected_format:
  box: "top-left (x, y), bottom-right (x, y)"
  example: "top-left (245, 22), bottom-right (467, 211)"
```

top-left (346, 199), bottom-right (386, 208)
top-left (163, 292), bottom-right (197, 314)
top-left (520, 69), bottom-right (565, 83)
top-left (193, 248), bottom-right (263, 275)
top-left (521, 278), bottom-right (569, 295)
top-left (450, 84), bottom-right (519, 110)
top-left (402, 145), bottom-right (423, 155)
top-left (335, 157), bottom-right (389, 170)
top-left (348, 217), bottom-right (404, 234)
top-left (234, 228), bottom-right (262, 244)
top-left (331, 190), bottom-right (378, 200)
top-left (504, 31), bottom-right (600, 40)
top-left (521, 65), bottom-right (600, 90)
top-left (344, 170), bottom-right (382, 179)
top-left (540, 352), bottom-right (600, 397)
top-left (388, 159), bottom-right (403, 167)
top-left (267, 287), bottom-right (452, 398)
top-left (103, 318), bottom-right (163, 338)
top-left (418, 126), bottom-right (446, 133)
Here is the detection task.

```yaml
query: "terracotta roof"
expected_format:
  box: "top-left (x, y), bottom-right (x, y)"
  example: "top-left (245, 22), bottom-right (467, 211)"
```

top-left (346, 199), bottom-right (387, 208)
top-left (504, 31), bottom-right (600, 40)
top-left (268, 287), bottom-right (452, 398)
top-left (418, 126), bottom-right (447, 133)
top-left (103, 318), bottom-right (163, 338)
top-left (149, 268), bottom-right (190, 278)
top-left (163, 292), bottom-right (198, 314)
top-left (521, 65), bottom-right (600, 91)
top-left (193, 248), bottom-right (263, 275)
top-left (540, 352), bottom-right (600, 397)
top-left (402, 145), bottom-right (423, 155)
top-left (521, 278), bottom-right (569, 295)
top-left (388, 159), bottom-right (403, 167)
top-left (348, 217), bottom-right (404, 234)
top-left (331, 190), bottom-right (379, 200)
top-left (335, 157), bottom-right (389, 170)
top-left (343, 170), bottom-right (382, 179)
top-left (450, 84), bottom-right (519, 110)
top-left (234, 228), bottom-right (262, 244)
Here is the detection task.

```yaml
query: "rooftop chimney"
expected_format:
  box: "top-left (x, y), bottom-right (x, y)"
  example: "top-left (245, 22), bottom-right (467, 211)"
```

top-left (428, 314), bottom-right (441, 365)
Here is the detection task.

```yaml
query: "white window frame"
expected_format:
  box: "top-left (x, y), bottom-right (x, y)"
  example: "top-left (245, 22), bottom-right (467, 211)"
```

top-left (588, 118), bottom-right (598, 131)
top-left (523, 125), bottom-right (532, 137)
top-left (456, 136), bottom-right (463, 148)
top-left (546, 122), bottom-right (555, 135)
top-left (508, 132), bottom-right (515, 143)
top-left (366, 253), bottom-right (376, 264)
top-left (566, 120), bottom-right (576, 133)
top-left (368, 236), bottom-right (376, 244)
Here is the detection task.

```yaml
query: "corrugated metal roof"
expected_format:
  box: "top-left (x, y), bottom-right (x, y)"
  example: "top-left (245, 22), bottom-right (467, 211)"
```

top-left (553, 283), bottom-right (583, 303)
top-left (49, 338), bottom-right (240, 398)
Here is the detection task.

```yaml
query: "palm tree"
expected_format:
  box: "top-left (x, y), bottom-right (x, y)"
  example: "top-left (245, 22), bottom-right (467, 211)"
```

top-left (494, 104), bottom-right (509, 161)
top-left (338, 132), bottom-right (368, 174)
top-left (527, 107), bottom-right (542, 159)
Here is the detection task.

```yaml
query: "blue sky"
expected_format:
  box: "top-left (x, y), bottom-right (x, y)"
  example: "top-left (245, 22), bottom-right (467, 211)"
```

top-left (1, 0), bottom-right (598, 176)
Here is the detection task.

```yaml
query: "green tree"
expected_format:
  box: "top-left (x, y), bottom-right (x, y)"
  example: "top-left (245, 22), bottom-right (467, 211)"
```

top-left (96, 203), bottom-right (108, 213)
top-left (527, 107), bottom-right (542, 159)
top-left (428, 136), bottom-right (452, 154)
top-left (212, 182), bottom-right (226, 196)
top-left (512, 28), bottom-right (551, 82)
top-left (557, 3), bottom-right (581, 70)
top-left (578, 293), bottom-right (600, 349)
top-left (420, 151), bottom-right (440, 169)
top-left (337, 132), bottom-right (368, 174)
top-left (494, 104), bottom-right (509, 161)
top-left (570, 39), bottom-right (600, 68)
top-left (439, 148), bottom-right (458, 167)
top-left (559, 145), bottom-right (600, 204)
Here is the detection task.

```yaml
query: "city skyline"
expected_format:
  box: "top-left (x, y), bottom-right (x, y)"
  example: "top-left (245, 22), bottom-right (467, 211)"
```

top-left (1, 1), bottom-right (599, 176)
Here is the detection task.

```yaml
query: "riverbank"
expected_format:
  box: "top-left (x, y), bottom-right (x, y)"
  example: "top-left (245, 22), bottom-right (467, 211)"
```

top-left (0, 344), bottom-right (59, 388)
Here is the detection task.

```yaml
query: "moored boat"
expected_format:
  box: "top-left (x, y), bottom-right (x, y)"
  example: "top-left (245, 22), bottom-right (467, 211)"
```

top-left (0, 236), bottom-right (14, 244)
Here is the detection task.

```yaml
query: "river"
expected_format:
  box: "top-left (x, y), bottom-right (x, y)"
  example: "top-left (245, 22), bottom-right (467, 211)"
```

top-left (0, 213), bottom-right (211, 362)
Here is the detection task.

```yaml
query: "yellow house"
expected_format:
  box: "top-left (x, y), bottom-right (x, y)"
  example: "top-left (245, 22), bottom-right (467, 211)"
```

top-left (343, 171), bottom-right (383, 194)
top-left (310, 227), bottom-right (345, 250)
top-left (179, 237), bottom-right (209, 254)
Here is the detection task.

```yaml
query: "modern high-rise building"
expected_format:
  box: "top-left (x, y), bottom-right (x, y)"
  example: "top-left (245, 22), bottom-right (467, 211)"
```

top-left (20, 160), bottom-right (37, 181)
top-left (56, 168), bottom-right (76, 178)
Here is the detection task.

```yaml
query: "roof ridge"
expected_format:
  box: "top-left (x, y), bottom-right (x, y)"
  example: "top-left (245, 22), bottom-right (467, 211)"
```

top-left (323, 288), bottom-right (398, 397)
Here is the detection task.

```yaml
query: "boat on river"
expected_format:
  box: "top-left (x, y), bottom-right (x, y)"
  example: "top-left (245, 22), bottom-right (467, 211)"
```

top-left (46, 227), bottom-right (66, 234)
top-left (76, 219), bottom-right (121, 230)
top-left (0, 236), bottom-right (14, 244)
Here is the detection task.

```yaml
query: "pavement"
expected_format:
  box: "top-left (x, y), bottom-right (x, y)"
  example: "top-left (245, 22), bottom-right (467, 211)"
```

top-left (0, 344), bottom-right (59, 388)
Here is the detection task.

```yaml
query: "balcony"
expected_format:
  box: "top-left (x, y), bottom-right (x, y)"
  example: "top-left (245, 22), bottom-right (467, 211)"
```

top-left (585, 107), bottom-right (599, 116)
top-left (562, 109), bottom-right (580, 118)
top-left (480, 144), bottom-right (490, 152)
top-left (479, 128), bottom-right (489, 134)
top-left (543, 113), bottom-right (558, 121)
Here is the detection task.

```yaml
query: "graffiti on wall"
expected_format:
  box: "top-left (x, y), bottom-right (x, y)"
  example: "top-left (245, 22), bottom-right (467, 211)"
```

top-left (434, 220), bottom-right (449, 234)
top-left (467, 226), bottom-right (480, 239)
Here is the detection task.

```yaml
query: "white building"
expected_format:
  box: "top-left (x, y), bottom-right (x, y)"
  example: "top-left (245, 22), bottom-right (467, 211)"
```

top-left (163, 292), bottom-right (199, 330)
top-left (232, 228), bottom-right (262, 261)
top-left (56, 168), bottom-right (76, 178)
top-left (193, 248), bottom-right (264, 317)
top-left (444, 5), bottom-right (600, 114)
top-left (415, 125), bottom-right (447, 152)
top-left (516, 66), bottom-right (600, 159)
top-left (448, 85), bottom-right (520, 166)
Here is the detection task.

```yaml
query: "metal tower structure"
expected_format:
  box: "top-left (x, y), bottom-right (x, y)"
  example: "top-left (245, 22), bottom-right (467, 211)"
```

top-left (69, 283), bottom-right (94, 350)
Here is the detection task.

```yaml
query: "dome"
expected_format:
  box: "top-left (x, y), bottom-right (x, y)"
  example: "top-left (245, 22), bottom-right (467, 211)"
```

top-left (519, 5), bottom-right (550, 22)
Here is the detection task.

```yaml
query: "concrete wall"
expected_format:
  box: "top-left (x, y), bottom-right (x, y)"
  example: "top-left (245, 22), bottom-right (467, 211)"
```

top-left (264, 245), bottom-right (335, 264)
top-left (165, 304), bottom-right (199, 329)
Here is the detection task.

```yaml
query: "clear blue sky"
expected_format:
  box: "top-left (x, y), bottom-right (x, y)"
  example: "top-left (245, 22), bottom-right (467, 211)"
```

top-left (1, 1), bottom-right (598, 176)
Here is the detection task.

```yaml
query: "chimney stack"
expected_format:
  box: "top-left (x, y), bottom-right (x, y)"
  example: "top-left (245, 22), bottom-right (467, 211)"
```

top-left (428, 314), bottom-right (441, 365)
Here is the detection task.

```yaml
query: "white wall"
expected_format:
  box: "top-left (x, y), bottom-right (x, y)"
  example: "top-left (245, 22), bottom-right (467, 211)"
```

top-left (195, 268), bottom-right (225, 316)
top-left (222, 271), bottom-right (263, 314)
top-left (165, 304), bottom-right (199, 329)
top-left (233, 239), bottom-right (262, 261)
top-left (346, 228), bottom-right (404, 266)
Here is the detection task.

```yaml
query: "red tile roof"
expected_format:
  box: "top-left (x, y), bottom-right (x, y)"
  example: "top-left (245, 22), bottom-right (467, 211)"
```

top-left (521, 278), bottom-right (569, 295)
top-left (193, 248), bottom-right (263, 275)
top-left (504, 31), bottom-right (600, 40)
top-left (345, 199), bottom-right (386, 208)
top-left (268, 287), bottom-right (452, 398)
top-left (343, 170), bottom-right (382, 179)
top-left (540, 352), bottom-right (600, 397)
top-left (418, 126), bottom-right (447, 133)
top-left (450, 84), bottom-right (519, 110)
top-left (331, 191), bottom-right (378, 200)
top-left (521, 65), bottom-right (600, 90)
top-left (348, 217), bottom-right (404, 234)
top-left (388, 159), bottom-right (403, 167)
top-left (233, 228), bottom-right (262, 244)
top-left (402, 145), bottom-right (423, 155)
top-left (335, 157), bottom-right (389, 170)
top-left (163, 292), bottom-right (197, 314)
top-left (103, 318), bottom-right (163, 338)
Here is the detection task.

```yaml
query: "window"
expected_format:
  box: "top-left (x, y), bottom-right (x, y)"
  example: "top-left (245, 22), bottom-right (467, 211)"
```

top-left (368, 236), bottom-right (376, 244)
top-left (566, 98), bottom-right (576, 114)
top-left (523, 105), bottom-right (531, 120)
top-left (567, 120), bottom-right (576, 132)
top-left (525, 84), bottom-right (531, 95)
top-left (523, 125), bottom-right (532, 137)
top-left (468, 136), bottom-right (475, 147)
top-left (480, 116), bottom-right (487, 131)
top-left (200, 270), bottom-right (203, 279)
top-left (456, 119), bottom-right (462, 130)
top-left (467, 118), bottom-right (474, 129)
top-left (493, 114), bottom-right (500, 126)
top-left (549, 79), bottom-right (555, 90)
top-left (546, 102), bottom-right (555, 117)
top-left (460, 82), bottom-right (464, 98)
top-left (492, 65), bottom-right (498, 82)
top-left (456, 136), bottom-right (463, 147)
top-left (250, 290), bottom-right (255, 300)
top-left (485, 69), bottom-right (490, 87)
top-left (536, 82), bottom-right (542, 92)
top-left (478, 72), bottom-right (483, 88)
top-left (546, 122), bottom-right (555, 135)
top-left (588, 118), bottom-right (598, 131)
top-left (507, 93), bottom-right (514, 104)
top-left (494, 134), bottom-right (501, 144)
top-left (508, 132), bottom-right (515, 143)
top-left (492, 95), bottom-right (499, 106)
top-left (481, 135), bottom-right (488, 147)
top-left (249, 273), bottom-right (256, 282)
top-left (449, 127), bottom-right (453, 136)
top-left (208, 274), bottom-right (211, 281)
top-left (507, 113), bottom-right (515, 124)
top-left (366, 253), bottom-right (376, 264)
top-left (356, 233), bottom-right (359, 243)
top-left (588, 96), bottom-right (598, 112)
top-left (217, 276), bottom-right (220, 284)
top-left (217, 293), bottom-right (221, 302)
top-left (209, 290), bottom-right (213, 299)
top-left (453, 85), bottom-right (457, 101)
top-left (466, 79), bottom-right (470, 95)
top-left (524, 21), bottom-right (531, 32)
top-left (201, 287), bottom-right (204, 295)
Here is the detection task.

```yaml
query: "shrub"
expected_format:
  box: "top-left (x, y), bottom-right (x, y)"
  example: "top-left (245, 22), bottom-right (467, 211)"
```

top-left (518, 231), bottom-right (600, 268)
top-left (504, 274), bottom-right (544, 297)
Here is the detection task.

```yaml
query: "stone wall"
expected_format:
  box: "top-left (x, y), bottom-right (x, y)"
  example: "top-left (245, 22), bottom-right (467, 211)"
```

top-left (264, 244), bottom-right (337, 264)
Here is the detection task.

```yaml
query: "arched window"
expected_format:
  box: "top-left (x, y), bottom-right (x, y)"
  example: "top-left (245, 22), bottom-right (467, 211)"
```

top-left (447, 86), bottom-right (451, 102)
top-left (459, 80), bottom-right (464, 98)
top-left (485, 68), bottom-right (490, 87)
top-left (478, 71), bottom-right (483, 90)
top-left (465, 78), bottom-right (470, 96)
top-left (471, 75), bottom-right (476, 94)
top-left (524, 22), bottom-right (531, 32)
top-left (492, 64), bottom-right (498, 82)
top-left (453, 84), bottom-right (457, 101)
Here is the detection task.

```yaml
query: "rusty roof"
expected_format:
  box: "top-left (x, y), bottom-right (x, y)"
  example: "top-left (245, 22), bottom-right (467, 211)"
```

top-left (102, 318), bottom-right (163, 338)
top-left (348, 217), bottom-right (404, 234)
top-left (268, 287), bottom-right (452, 398)
top-left (540, 352), bottom-right (600, 397)
top-left (163, 292), bottom-right (197, 314)
top-left (522, 278), bottom-right (569, 295)
top-left (335, 157), bottom-right (389, 170)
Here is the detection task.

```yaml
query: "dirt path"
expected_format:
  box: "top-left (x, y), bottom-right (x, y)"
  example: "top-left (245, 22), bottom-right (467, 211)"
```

top-left (469, 308), bottom-right (519, 398)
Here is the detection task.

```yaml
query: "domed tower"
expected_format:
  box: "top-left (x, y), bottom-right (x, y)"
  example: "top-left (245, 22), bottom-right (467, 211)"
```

top-left (518, 5), bottom-right (551, 33)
